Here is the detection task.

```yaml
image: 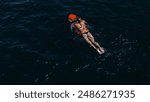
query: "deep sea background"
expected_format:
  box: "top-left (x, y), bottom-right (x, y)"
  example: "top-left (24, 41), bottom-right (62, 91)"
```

top-left (0, 0), bottom-right (150, 84)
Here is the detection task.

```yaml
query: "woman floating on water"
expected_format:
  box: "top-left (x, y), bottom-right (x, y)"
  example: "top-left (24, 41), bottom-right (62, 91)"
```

top-left (68, 14), bottom-right (105, 54)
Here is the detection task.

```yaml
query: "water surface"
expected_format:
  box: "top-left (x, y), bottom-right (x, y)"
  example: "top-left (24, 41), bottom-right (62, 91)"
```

top-left (0, 0), bottom-right (150, 84)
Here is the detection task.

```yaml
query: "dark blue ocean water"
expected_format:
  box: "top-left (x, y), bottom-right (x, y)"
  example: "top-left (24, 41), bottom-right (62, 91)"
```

top-left (0, 0), bottom-right (150, 84)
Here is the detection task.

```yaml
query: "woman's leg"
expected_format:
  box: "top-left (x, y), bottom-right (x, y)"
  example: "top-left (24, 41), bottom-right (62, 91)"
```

top-left (87, 32), bottom-right (101, 48)
top-left (87, 32), bottom-right (105, 53)
top-left (82, 34), bottom-right (97, 50)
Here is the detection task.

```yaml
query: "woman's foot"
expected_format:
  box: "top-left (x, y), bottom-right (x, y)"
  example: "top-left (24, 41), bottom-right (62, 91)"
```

top-left (97, 49), bottom-right (103, 54)
top-left (99, 47), bottom-right (105, 54)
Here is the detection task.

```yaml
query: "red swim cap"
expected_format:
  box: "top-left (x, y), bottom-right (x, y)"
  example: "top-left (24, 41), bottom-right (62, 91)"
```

top-left (68, 14), bottom-right (78, 21)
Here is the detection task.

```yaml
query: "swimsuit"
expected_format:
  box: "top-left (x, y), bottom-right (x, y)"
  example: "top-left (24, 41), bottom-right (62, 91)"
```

top-left (71, 21), bottom-right (89, 36)
top-left (82, 31), bottom-right (89, 35)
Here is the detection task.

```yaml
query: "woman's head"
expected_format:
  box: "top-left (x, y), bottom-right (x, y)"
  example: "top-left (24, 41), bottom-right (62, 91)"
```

top-left (68, 14), bottom-right (78, 22)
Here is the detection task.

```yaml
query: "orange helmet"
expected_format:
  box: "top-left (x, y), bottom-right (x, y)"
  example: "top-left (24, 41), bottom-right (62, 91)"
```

top-left (68, 14), bottom-right (78, 21)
